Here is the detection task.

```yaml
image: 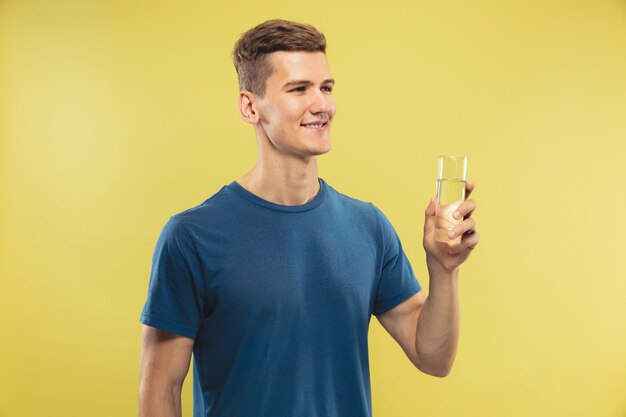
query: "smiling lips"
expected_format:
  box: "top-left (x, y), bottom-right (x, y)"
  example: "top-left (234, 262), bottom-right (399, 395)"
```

top-left (301, 120), bottom-right (328, 129)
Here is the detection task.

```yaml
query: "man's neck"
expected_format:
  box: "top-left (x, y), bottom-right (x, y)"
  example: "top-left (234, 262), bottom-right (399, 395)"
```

top-left (236, 157), bottom-right (320, 206)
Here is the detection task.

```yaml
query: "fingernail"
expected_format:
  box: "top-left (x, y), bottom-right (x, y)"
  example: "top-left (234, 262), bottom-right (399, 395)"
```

top-left (449, 231), bottom-right (456, 238)
top-left (454, 211), bottom-right (461, 219)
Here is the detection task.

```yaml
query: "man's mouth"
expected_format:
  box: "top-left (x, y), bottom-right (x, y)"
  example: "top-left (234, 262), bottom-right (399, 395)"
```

top-left (300, 121), bottom-right (328, 129)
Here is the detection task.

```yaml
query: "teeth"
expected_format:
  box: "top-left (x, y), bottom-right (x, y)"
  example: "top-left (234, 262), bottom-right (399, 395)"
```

top-left (303, 123), bottom-right (324, 128)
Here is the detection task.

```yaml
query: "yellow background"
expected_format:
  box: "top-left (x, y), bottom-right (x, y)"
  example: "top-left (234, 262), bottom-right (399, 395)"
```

top-left (1, 0), bottom-right (625, 416)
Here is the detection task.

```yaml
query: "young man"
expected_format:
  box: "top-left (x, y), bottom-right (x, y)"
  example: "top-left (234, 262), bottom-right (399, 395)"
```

top-left (139, 19), bottom-right (479, 417)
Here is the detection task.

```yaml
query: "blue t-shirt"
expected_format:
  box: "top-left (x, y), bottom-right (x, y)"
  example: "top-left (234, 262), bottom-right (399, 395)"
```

top-left (140, 177), bottom-right (422, 417)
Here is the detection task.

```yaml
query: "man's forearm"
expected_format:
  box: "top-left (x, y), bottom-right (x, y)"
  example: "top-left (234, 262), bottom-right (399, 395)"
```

top-left (415, 264), bottom-right (460, 377)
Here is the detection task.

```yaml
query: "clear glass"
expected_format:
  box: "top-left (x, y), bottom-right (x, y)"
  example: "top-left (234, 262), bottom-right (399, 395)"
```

top-left (435, 155), bottom-right (468, 244)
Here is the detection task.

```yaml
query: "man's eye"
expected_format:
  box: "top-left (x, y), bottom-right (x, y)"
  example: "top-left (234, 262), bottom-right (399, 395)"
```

top-left (289, 86), bottom-right (333, 92)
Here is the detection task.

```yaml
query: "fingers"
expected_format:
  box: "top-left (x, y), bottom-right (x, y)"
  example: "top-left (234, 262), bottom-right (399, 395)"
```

top-left (446, 180), bottom-right (478, 256)
top-left (448, 217), bottom-right (476, 240)
top-left (424, 196), bottom-right (437, 232)
top-left (452, 199), bottom-right (477, 220)
top-left (425, 196), bottom-right (436, 216)
top-left (448, 231), bottom-right (480, 255)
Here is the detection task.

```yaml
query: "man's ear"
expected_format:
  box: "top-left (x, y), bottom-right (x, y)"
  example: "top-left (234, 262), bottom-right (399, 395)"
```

top-left (237, 90), bottom-right (259, 124)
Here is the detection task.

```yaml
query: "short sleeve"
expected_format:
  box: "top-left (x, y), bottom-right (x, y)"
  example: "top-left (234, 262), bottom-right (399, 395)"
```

top-left (370, 203), bottom-right (422, 316)
top-left (139, 216), bottom-right (206, 339)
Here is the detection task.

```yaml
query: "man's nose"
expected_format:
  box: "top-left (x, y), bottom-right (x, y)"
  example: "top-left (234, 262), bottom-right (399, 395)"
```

top-left (309, 89), bottom-right (332, 115)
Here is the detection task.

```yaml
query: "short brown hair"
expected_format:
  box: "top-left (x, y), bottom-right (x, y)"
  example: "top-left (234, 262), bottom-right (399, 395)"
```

top-left (232, 19), bottom-right (327, 97)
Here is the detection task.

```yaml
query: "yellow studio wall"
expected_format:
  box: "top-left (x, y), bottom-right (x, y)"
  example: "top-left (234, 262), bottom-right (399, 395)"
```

top-left (1, 0), bottom-right (625, 416)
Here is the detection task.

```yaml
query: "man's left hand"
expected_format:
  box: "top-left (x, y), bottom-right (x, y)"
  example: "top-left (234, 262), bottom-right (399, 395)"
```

top-left (423, 180), bottom-right (480, 273)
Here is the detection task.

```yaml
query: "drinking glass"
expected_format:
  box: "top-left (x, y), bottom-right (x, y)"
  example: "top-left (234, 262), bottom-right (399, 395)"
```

top-left (435, 155), bottom-right (468, 245)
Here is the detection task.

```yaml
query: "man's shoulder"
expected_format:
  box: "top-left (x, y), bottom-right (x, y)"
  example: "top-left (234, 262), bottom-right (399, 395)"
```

top-left (167, 183), bottom-right (235, 229)
top-left (325, 182), bottom-right (404, 238)
top-left (324, 180), bottom-right (380, 220)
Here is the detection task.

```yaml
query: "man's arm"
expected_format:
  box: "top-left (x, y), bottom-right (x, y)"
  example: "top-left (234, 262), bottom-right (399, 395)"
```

top-left (376, 266), bottom-right (459, 378)
top-left (417, 265), bottom-right (460, 377)
top-left (376, 291), bottom-right (425, 371)
top-left (377, 181), bottom-right (478, 378)
top-left (139, 325), bottom-right (194, 417)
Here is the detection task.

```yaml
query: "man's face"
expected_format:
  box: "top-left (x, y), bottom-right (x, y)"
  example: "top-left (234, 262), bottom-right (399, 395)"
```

top-left (253, 51), bottom-right (336, 158)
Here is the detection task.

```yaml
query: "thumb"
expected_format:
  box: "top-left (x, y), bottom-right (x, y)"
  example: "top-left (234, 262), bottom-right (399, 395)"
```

top-left (424, 196), bottom-right (437, 232)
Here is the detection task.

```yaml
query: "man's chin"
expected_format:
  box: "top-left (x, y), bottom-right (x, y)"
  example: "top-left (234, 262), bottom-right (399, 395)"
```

top-left (310, 141), bottom-right (331, 156)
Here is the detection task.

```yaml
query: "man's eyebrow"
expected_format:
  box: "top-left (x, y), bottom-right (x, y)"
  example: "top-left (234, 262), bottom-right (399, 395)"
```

top-left (283, 79), bottom-right (335, 88)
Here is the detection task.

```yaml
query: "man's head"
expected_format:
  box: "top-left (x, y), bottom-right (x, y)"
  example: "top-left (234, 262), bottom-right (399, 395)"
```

top-left (233, 19), bottom-right (336, 159)
top-left (232, 19), bottom-right (327, 98)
